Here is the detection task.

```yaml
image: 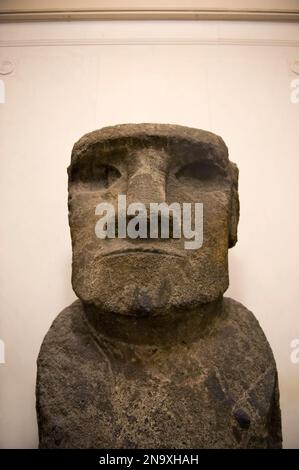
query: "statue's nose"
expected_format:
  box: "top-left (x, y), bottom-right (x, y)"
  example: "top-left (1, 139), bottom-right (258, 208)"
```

top-left (124, 170), bottom-right (179, 240)
top-left (126, 170), bottom-right (166, 208)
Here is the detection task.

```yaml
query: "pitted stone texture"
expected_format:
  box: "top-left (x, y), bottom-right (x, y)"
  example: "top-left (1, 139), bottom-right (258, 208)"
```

top-left (36, 298), bottom-right (282, 449)
top-left (68, 124), bottom-right (239, 315)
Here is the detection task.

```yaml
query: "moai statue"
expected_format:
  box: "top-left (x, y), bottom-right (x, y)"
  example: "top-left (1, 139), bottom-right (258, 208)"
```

top-left (36, 124), bottom-right (282, 448)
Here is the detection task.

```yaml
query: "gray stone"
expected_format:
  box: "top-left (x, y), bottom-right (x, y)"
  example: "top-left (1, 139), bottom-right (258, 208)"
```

top-left (36, 123), bottom-right (282, 448)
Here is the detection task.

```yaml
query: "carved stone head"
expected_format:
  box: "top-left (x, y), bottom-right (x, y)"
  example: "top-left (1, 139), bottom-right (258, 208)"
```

top-left (68, 124), bottom-right (239, 316)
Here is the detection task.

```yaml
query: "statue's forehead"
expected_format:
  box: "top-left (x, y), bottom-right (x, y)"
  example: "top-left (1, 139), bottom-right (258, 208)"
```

top-left (70, 124), bottom-right (229, 169)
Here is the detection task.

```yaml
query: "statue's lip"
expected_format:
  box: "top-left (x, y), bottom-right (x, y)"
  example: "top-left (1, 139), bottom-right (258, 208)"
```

top-left (101, 247), bottom-right (185, 258)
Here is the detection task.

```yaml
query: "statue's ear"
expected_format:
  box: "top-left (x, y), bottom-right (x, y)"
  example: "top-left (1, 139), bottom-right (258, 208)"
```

top-left (228, 163), bottom-right (240, 248)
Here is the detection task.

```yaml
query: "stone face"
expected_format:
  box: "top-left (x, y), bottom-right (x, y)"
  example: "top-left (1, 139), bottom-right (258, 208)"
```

top-left (36, 298), bottom-right (282, 449)
top-left (36, 123), bottom-right (282, 448)
top-left (68, 124), bottom-right (239, 315)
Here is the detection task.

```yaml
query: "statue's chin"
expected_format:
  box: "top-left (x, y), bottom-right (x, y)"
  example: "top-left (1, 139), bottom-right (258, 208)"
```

top-left (72, 251), bottom-right (229, 316)
top-left (77, 281), bottom-right (173, 316)
top-left (75, 281), bottom-right (227, 317)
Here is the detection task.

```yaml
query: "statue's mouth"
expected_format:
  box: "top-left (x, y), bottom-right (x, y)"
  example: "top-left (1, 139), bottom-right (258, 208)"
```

top-left (101, 247), bottom-right (185, 258)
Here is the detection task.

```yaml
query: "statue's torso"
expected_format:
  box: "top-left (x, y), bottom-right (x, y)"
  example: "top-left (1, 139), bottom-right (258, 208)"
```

top-left (36, 298), bottom-right (282, 449)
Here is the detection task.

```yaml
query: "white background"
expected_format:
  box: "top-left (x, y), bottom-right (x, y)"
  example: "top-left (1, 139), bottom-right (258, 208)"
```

top-left (0, 20), bottom-right (298, 448)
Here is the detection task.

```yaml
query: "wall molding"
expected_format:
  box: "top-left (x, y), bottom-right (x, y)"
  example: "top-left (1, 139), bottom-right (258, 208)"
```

top-left (0, 1), bottom-right (299, 22)
top-left (1, 11), bottom-right (299, 23)
top-left (1, 37), bottom-right (299, 48)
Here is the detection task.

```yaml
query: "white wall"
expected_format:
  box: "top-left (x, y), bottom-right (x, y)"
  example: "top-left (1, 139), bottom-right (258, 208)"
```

top-left (0, 20), bottom-right (298, 448)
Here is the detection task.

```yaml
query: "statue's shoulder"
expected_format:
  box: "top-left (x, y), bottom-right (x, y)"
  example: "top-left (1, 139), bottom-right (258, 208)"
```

top-left (220, 297), bottom-right (275, 361)
top-left (222, 297), bottom-right (272, 349)
top-left (38, 299), bottom-right (85, 354)
top-left (36, 300), bottom-right (113, 449)
top-left (37, 299), bottom-right (108, 371)
top-left (213, 297), bottom-right (282, 448)
top-left (216, 297), bottom-right (277, 395)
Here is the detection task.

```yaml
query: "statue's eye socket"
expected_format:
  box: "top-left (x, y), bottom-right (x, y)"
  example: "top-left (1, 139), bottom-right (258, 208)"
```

top-left (70, 161), bottom-right (121, 189)
top-left (92, 164), bottom-right (121, 188)
top-left (175, 161), bottom-right (222, 182)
